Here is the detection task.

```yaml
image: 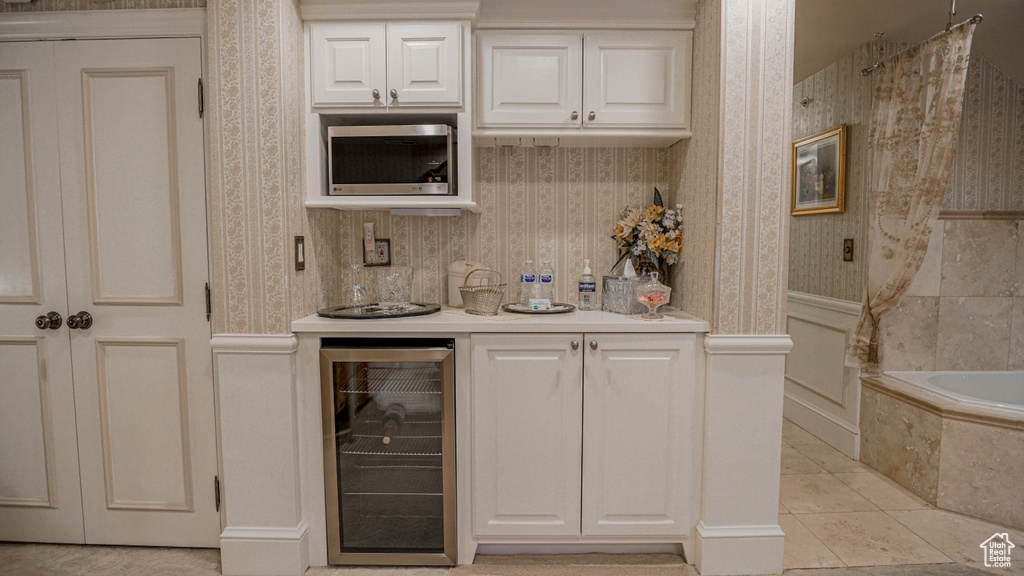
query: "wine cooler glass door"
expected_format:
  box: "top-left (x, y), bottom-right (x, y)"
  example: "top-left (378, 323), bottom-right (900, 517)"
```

top-left (320, 346), bottom-right (455, 566)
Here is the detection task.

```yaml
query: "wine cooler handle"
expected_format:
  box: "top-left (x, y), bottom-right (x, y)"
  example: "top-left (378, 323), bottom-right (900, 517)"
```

top-left (571, 340), bottom-right (579, 350)
top-left (589, 340), bottom-right (598, 350)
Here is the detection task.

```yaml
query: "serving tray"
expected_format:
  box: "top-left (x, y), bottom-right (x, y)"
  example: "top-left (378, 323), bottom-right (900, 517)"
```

top-left (500, 303), bottom-right (576, 314)
top-left (317, 303), bottom-right (441, 319)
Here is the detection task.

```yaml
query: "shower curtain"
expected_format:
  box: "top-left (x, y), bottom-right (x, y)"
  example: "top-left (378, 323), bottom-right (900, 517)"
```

top-left (850, 22), bottom-right (976, 372)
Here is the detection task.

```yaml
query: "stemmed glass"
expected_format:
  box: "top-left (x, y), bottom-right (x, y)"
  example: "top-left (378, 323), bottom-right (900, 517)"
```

top-left (345, 264), bottom-right (372, 311)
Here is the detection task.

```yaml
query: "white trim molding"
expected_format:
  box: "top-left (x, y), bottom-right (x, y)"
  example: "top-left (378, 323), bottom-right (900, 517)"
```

top-left (784, 291), bottom-right (862, 458)
top-left (213, 334), bottom-right (306, 576)
top-left (0, 8), bottom-right (206, 41)
top-left (300, 0), bottom-right (480, 21)
top-left (698, 333), bottom-right (790, 576)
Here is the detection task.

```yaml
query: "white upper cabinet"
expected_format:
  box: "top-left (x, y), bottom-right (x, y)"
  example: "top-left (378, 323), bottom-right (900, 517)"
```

top-left (310, 21), bottom-right (462, 108)
top-left (583, 31), bottom-right (691, 128)
top-left (386, 23), bottom-right (463, 106)
top-left (476, 29), bottom-right (692, 132)
top-left (477, 32), bottom-right (583, 127)
top-left (311, 23), bottom-right (386, 107)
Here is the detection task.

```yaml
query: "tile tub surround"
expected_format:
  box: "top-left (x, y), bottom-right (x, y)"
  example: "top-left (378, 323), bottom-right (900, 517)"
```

top-left (880, 218), bottom-right (1024, 371)
top-left (859, 375), bottom-right (1024, 531)
top-left (859, 385), bottom-right (943, 503)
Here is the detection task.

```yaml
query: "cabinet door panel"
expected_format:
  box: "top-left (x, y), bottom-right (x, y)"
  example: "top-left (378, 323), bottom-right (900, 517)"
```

top-left (477, 33), bottom-right (582, 127)
top-left (582, 334), bottom-right (695, 536)
top-left (583, 31), bottom-right (691, 128)
top-left (472, 334), bottom-right (582, 537)
top-left (311, 22), bottom-right (386, 107)
top-left (386, 23), bottom-right (462, 106)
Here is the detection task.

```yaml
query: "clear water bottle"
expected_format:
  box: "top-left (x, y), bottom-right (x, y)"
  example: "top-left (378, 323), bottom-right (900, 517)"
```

top-left (519, 260), bottom-right (536, 306)
top-left (578, 259), bottom-right (596, 311)
top-left (539, 260), bottom-right (555, 301)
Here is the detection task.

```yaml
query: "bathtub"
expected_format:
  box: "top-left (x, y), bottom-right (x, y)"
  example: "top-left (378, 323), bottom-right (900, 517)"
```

top-left (859, 371), bottom-right (1024, 531)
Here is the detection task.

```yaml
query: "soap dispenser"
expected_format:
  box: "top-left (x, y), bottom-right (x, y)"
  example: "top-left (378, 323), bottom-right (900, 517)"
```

top-left (577, 259), bottom-right (596, 311)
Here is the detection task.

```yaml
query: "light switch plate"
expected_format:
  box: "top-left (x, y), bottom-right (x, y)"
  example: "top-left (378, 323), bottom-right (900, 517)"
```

top-left (363, 238), bottom-right (391, 267)
top-left (294, 236), bottom-right (305, 271)
top-left (843, 238), bottom-right (854, 262)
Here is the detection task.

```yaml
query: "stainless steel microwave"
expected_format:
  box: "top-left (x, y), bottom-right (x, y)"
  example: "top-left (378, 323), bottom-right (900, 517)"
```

top-left (327, 124), bottom-right (455, 196)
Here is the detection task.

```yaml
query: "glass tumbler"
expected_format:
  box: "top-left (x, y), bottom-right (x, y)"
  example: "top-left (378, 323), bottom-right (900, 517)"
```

top-left (376, 265), bottom-right (414, 310)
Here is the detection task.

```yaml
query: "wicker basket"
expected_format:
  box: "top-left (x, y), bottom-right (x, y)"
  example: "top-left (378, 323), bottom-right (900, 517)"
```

top-left (459, 269), bottom-right (506, 316)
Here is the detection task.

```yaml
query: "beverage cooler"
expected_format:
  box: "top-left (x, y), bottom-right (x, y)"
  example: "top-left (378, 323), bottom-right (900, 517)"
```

top-left (319, 338), bottom-right (456, 565)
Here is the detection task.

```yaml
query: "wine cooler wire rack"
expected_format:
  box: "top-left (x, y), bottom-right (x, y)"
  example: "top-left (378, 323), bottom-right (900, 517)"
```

top-left (345, 465), bottom-right (444, 496)
top-left (340, 434), bottom-right (442, 456)
top-left (335, 365), bottom-right (442, 395)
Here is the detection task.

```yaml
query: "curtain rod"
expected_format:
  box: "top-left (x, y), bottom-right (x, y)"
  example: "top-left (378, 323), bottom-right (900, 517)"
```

top-left (860, 14), bottom-right (982, 76)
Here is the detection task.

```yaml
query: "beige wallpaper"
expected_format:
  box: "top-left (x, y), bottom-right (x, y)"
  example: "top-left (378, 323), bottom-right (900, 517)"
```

top-left (789, 44), bottom-right (873, 303)
top-left (667, 0), bottom-right (718, 324)
top-left (714, 0), bottom-right (795, 335)
top-left (0, 0), bottom-right (204, 12)
top-left (330, 148), bottom-right (671, 308)
top-left (944, 54), bottom-right (1024, 211)
top-left (206, 0), bottom-right (313, 334)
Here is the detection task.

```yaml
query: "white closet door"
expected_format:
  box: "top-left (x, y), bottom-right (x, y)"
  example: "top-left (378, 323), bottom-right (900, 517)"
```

top-left (54, 38), bottom-right (220, 547)
top-left (0, 42), bottom-right (85, 545)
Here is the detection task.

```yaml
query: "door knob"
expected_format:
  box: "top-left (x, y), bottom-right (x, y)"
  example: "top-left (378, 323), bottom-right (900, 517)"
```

top-left (588, 111), bottom-right (596, 121)
top-left (570, 111), bottom-right (579, 121)
top-left (372, 89), bottom-right (380, 100)
top-left (589, 340), bottom-right (598, 350)
top-left (571, 340), bottom-right (579, 350)
top-left (390, 88), bottom-right (398, 99)
top-left (35, 311), bottom-right (63, 330)
top-left (67, 311), bottom-right (93, 330)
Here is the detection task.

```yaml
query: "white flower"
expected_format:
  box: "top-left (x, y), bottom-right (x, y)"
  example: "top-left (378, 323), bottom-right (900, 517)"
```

top-left (631, 243), bottom-right (644, 255)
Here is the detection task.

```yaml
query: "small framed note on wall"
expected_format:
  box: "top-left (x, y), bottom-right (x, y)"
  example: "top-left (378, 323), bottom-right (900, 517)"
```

top-left (792, 124), bottom-right (846, 215)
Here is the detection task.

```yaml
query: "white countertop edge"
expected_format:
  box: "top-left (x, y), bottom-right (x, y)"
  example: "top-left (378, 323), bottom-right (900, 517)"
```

top-left (291, 307), bottom-right (710, 334)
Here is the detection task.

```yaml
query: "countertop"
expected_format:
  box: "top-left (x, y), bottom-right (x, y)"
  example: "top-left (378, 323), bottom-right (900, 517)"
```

top-left (291, 307), bottom-right (709, 334)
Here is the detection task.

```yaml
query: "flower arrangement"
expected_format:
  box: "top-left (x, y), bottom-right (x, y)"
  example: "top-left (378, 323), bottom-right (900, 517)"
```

top-left (611, 188), bottom-right (683, 273)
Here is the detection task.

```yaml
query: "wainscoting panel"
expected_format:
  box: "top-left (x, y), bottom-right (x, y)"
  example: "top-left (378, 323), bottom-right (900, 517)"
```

top-left (784, 291), bottom-right (862, 458)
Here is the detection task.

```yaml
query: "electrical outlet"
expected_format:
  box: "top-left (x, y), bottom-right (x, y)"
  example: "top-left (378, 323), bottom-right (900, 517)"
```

top-left (363, 238), bottom-right (391, 266)
top-left (843, 238), bottom-right (854, 262)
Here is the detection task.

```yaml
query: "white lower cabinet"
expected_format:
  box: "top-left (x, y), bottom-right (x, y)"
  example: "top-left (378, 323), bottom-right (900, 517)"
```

top-left (471, 333), bottom-right (695, 540)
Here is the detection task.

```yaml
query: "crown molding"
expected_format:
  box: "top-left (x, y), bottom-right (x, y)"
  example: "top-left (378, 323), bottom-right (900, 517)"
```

top-left (300, 0), bottom-right (480, 21)
top-left (0, 7), bottom-right (205, 41)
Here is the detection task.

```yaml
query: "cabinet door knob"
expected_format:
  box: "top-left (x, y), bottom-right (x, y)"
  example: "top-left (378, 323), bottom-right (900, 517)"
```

top-left (390, 88), bottom-right (398, 99)
top-left (67, 311), bottom-right (93, 330)
top-left (589, 340), bottom-right (598, 350)
top-left (372, 89), bottom-right (380, 100)
top-left (35, 311), bottom-right (62, 330)
top-left (570, 111), bottom-right (579, 121)
top-left (588, 111), bottom-right (596, 121)
top-left (571, 340), bottom-right (579, 350)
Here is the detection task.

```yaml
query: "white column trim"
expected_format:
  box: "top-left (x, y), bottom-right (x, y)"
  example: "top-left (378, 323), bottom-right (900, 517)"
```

top-left (211, 334), bottom-right (299, 353)
top-left (0, 8), bottom-right (206, 41)
top-left (703, 334), bottom-right (793, 355)
top-left (696, 521), bottom-right (786, 540)
top-left (220, 522), bottom-right (309, 543)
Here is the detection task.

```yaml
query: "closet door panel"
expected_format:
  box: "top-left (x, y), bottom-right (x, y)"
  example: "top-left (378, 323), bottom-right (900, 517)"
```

top-left (0, 41), bottom-right (84, 545)
top-left (55, 37), bottom-right (219, 548)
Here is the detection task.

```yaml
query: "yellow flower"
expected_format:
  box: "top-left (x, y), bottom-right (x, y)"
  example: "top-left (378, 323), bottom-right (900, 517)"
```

top-left (643, 205), bottom-right (665, 222)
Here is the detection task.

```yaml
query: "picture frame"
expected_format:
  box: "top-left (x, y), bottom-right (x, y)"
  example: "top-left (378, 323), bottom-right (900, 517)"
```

top-left (792, 124), bottom-right (846, 215)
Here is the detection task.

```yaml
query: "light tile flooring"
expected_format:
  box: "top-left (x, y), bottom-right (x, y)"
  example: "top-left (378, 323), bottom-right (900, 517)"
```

top-left (780, 418), bottom-right (1024, 574)
top-left (2, 420), bottom-right (1021, 575)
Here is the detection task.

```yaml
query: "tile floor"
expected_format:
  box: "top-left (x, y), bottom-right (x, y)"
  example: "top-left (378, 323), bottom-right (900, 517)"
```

top-left (780, 418), bottom-right (1023, 575)
top-left (1, 419), bottom-right (1021, 575)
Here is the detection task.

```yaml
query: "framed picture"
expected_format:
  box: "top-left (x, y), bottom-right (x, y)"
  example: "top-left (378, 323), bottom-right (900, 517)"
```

top-left (792, 124), bottom-right (846, 215)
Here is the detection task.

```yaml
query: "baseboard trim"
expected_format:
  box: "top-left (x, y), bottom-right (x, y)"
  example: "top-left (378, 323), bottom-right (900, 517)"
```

top-left (211, 334), bottom-right (298, 353)
top-left (220, 522), bottom-right (308, 576)
top-left (695, 522), bottom-right (784, 576)
top-left (783, 393), bottom-right (860, 458)
top-left (703, 335), bottom-right (793, 355)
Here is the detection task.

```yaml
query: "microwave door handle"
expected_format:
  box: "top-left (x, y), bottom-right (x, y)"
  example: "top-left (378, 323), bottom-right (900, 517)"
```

top-left (447, 125), bottom-right (454, 194)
